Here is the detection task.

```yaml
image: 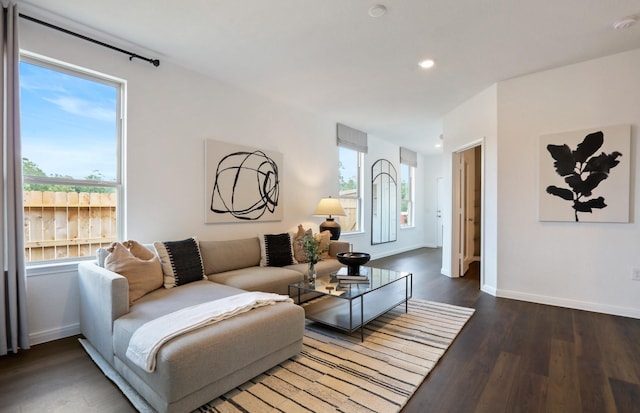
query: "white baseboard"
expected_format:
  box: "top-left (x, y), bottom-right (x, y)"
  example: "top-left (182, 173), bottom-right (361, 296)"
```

top-left (369, 243), bottom-right (433, 260)
top-left (496, 289), bottom-right (640, 319)
top-left (481, 284), bottom-right (497, 295)
top-left (30, 323), bottom-right (80, 346)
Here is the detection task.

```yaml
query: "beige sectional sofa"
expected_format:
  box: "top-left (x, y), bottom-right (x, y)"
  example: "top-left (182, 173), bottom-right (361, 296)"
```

top-left (78, 235), bottom-right (349, 413)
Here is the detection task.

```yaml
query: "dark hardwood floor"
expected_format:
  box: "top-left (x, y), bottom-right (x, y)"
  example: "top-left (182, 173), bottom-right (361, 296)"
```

top-left (374, 249), bottom-right (640, 413)
top-left (1, 248), bottom-right (639, 413)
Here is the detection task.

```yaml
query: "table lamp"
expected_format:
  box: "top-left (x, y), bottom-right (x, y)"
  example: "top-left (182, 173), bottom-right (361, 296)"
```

top-left (313, 196), bottom-right (347, 240)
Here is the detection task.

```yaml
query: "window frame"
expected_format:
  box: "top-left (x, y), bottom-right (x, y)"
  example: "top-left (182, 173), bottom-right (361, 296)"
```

top-left (20, 51), bottom-right (126, 265)
top-left (400, 162), bottom-right (415, 228)
top-left (338, 146), bottom-right (363, 234)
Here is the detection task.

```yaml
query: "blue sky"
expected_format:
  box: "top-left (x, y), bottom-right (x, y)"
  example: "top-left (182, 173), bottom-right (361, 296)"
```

top-left (20, 61), bottom-right (118, 181)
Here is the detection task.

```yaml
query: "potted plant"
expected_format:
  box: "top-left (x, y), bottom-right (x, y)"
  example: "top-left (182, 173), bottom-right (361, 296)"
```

top-left (302, 234), bottom-right (330, 283)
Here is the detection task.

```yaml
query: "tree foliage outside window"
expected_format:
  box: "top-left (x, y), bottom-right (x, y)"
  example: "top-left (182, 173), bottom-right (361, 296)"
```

top-left (23, 157), bottom-right (114, 193)
top-left (400, 163), bottom-right (414, 227)
top-left (338, 147), bottom-right (361, 232)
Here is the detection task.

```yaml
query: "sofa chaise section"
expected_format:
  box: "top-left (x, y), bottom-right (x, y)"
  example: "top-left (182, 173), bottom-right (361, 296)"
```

top-left (112, 281), bottom-right (303, 413)
top-left (78, 261), bottom-right (304, 413)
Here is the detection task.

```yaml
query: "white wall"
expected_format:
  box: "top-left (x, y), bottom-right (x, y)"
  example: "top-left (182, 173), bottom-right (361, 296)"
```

top-left (442, 85), bottom-right (498, 294)
top-left (18, 13), bottom-right (429, 344)
top-left (496, 48), bottom-right (640, 318)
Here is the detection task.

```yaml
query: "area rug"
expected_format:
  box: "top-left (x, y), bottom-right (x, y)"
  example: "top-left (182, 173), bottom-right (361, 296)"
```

top-left (80, 298), bottom-right (474, 413)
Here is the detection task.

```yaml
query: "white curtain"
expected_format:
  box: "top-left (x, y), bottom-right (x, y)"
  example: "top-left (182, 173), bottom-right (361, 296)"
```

top-left (1, 3), bottom-right (29, 355)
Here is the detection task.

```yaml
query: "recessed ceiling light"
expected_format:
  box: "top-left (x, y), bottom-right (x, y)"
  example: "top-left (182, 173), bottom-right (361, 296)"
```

top-left (418, 59), bottom-right (435, 69)
top-left (435, 143), bottom-right (442, 148)
top-left (368, 5), bottom-right (387, 18)
top-left (613, 17), bottom-right (637, 30)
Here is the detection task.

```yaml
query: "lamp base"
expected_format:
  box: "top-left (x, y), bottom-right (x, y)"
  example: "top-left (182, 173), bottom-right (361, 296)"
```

top-left (320, 218), bottom-right (341, 240)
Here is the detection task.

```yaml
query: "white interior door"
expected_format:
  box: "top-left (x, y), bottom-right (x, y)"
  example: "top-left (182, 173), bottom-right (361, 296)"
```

top-left (458, 155), bottom-right (469, 276)
top-left (464, 149), bottom-right (476, 269)
top-left (451, 140), bottom-right (483, 282)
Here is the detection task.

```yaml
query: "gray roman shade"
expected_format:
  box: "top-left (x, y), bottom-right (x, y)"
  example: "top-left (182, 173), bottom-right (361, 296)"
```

top-left (337, 123), bottom-right (368, 154)
top-left (400, 147), bottom-right (417, 168)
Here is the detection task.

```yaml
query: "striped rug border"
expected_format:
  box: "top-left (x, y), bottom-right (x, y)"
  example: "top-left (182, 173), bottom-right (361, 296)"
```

top-left (196, 299), bottom-right (474, 413)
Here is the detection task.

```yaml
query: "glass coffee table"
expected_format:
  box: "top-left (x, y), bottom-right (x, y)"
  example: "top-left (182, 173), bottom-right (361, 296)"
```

top-left (288, 266), bottom-right (412, 341)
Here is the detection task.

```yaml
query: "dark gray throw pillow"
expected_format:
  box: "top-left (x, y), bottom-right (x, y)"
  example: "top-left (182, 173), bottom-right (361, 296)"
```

top-left (154, 237), bottom-right (206, 288)
top-left (259, 233), bottom-right (297, 267)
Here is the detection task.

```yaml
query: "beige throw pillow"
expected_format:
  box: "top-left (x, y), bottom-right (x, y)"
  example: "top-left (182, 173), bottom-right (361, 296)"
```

top-left (293, 224), bottom-right (313, 263)
top-left (105, 240), bottom-right (163, 304)
top-left (293, 225), bottom-right (332, 262)
top-left (316, 230), bottom-right (332, 259)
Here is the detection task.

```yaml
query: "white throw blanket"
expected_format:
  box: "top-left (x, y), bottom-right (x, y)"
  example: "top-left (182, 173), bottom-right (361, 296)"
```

top-left (126, 291), bottom-right (293, 372)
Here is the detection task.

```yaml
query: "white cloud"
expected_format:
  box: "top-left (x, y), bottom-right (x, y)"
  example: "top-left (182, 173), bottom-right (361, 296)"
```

top-left (44, 96), bottom-right (115, 122)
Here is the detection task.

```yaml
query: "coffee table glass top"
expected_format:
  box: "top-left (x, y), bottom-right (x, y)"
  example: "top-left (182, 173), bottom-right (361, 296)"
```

top-left (289, 266), bottom-right (411, 299)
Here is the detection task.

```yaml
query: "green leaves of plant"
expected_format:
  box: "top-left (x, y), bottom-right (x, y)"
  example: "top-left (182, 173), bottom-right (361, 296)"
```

top-left (545, 130), bottom-right (621, 221)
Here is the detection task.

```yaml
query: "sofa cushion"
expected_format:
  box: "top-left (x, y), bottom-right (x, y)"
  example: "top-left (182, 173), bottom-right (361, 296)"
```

top-left (104, 240), bottom-right (163, 304)
top-left (199, 238), bottom-right (261, 275)
top-left (207, 266), bottom-right (303, 296)
top-left (258, 233), bottom-right (297, 267)
top-left (96, 246), bottom-right (110, 267)
top-left (154, 237), bottom-right (206, 288)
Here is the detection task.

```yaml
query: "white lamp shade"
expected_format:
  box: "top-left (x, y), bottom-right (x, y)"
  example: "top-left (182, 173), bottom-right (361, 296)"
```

top-left (313, 197), bottom-right (346, 217)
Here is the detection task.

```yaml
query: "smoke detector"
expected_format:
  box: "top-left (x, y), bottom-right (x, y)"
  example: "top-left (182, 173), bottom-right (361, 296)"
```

top-left (368, 5), bottom-right (387, 18)
top-left (613, 17), bottom-right (637, 30)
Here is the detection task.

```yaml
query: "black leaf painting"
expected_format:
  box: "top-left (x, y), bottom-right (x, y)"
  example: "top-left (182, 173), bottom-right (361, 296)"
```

top-left (545, 131), bottom-right (622, 222)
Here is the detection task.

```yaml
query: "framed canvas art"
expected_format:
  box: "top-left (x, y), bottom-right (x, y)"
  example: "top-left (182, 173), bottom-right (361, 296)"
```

top-left (538, 124), bottom-right (630, 223)
top-left (205, 139), bottom-right (283, 223)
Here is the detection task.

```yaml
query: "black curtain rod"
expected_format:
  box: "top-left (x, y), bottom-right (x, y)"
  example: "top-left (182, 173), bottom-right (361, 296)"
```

top-left (19, 13), bottom-right (160, 67)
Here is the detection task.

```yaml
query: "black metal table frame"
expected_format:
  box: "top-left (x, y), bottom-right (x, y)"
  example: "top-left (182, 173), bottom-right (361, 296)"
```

top-left (288, 269), bottom-right (413, 341)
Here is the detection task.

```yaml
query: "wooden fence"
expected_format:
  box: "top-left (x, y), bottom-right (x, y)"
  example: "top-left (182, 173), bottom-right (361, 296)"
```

top-left (23, 191), bottom-right (117, 262)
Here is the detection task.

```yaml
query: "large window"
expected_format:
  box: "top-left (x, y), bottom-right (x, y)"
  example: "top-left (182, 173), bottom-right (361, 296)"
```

top-left (338, 146), bottom-right (362, 233)
top-left (400, 163), bottom-right (415, 227)
top-left (20, 54), bottom-right (124, 262)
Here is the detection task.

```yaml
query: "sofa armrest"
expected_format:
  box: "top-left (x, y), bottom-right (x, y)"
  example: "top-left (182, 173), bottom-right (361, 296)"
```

top-left (78, 261), bottom-right (129, 364)
top-left (329, 241), bottom-right (350, 257)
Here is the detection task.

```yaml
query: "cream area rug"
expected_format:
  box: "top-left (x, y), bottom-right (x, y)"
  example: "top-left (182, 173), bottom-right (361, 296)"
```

top-left (80, 298), bottom-right (474, 413)
top-left (196, 299), bottom-right (475, 413)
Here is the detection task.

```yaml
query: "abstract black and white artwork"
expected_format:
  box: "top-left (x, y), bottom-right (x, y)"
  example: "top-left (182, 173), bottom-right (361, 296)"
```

top-left (538, 125), bottom-right (630, 222)
top-left (205, 139), bottom-right (283, 223)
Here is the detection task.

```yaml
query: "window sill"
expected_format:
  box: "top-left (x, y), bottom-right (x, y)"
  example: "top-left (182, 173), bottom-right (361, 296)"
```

top-left (26, 257), bottom-right (93, 277)
top-left (340, 231), bottom-right (365, 237)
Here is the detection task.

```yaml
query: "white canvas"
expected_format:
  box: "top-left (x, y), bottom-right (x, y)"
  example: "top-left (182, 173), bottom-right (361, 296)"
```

top-left (538, 124), bottom-right (630, 222)
top-left (205, 139), bottom-right (283, 223)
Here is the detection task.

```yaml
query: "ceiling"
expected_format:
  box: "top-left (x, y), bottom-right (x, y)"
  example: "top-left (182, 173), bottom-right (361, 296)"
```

top-left (18, 0), bottom-right (640, 154)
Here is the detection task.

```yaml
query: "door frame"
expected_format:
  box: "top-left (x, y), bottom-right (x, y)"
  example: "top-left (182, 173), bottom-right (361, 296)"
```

top-left (436, 176), bottom-right (444, 247)
top-left (451, 139), bottom-right (484, 282)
